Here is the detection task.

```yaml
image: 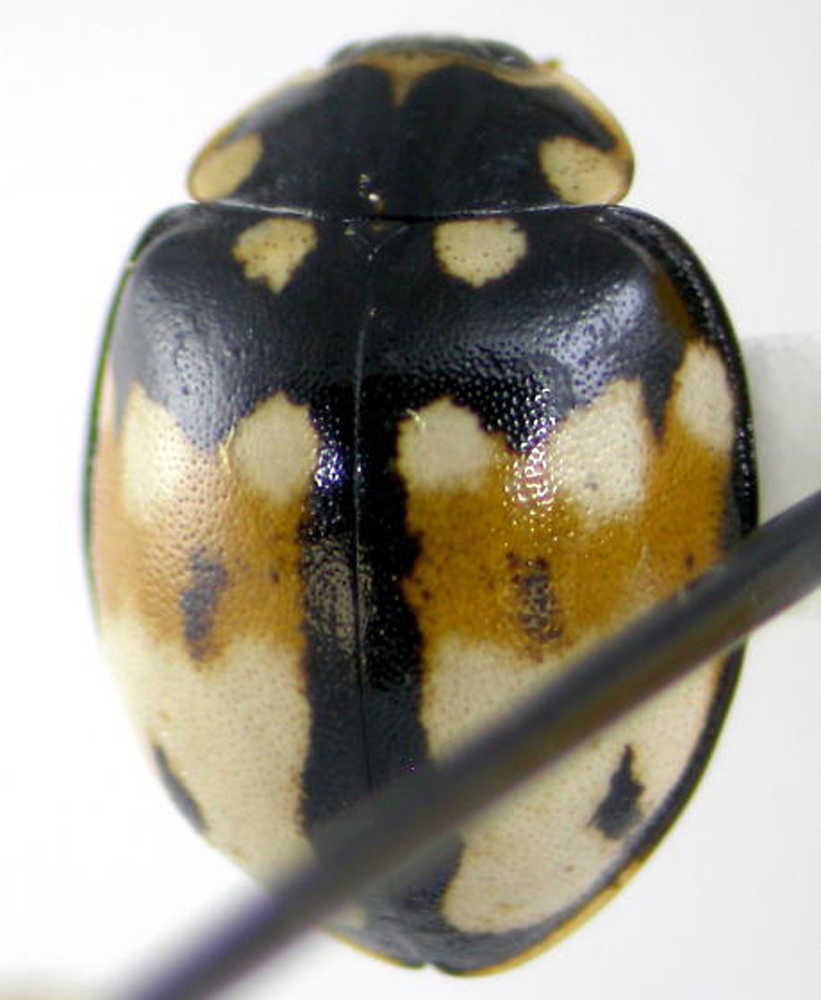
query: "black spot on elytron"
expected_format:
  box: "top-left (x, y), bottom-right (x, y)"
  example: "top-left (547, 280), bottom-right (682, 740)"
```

top-left (684, 551), bottom-right (695, 571)
top-left (506, 553), bottom-right (563, 645)
top-left (180, 548), bottom-right (228, 660)
top-left (590, 745), bottom-right (644, 840)
top-left (153, 744), bottom-right (206, 832)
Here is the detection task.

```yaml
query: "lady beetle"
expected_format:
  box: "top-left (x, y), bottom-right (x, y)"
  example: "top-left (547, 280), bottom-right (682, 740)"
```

top-left (85, 35), bottom-right (757, 973)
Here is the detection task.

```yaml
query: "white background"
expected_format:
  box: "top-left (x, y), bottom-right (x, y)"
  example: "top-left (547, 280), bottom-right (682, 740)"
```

top-left (2, 1), bottom-right (820, 997)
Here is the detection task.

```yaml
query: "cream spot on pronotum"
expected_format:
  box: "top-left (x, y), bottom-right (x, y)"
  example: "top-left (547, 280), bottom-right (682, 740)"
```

top-left (433, 217), bottom-right (527, 287)
top-left (189, 132), bottom-right (264, 201)
top-left (351, 51), bottom-right (457, 105)
top-left (538, 135), bottom-right (629, 204)
top-left (232, 217), bottom-right (318, 294)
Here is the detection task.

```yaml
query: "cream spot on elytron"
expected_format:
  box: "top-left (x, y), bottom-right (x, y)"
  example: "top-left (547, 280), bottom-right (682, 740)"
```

top-left (538, 135), bottom-right (629, 204)
top-left (397, 399), bottom-right (499, 492)
top-left (541, 378), bottom-right (651, 523)
top-left (422, 634), bottom-right (722, 933)
top-left (230, 394), bottom-right (319, 504)
top-left (188, 132), bottom-right (264, 201)
top-left (233, 217), bottom-right (318, 293)
top-left (101, 610), bottom-right (312, 880)
top-left (672, 342), bottom-right (735, 453)
top-left (119, 384), bottom-right (207, 526)
top-left (433, 217), bottom-right (527, 287)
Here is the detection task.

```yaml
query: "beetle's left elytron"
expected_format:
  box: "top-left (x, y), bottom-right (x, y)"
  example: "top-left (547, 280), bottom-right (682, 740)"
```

top-left (85, 36), bottom-right (757, 973)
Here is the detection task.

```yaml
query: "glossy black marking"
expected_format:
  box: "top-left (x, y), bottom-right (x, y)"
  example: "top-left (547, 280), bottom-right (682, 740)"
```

top-left (201, 55), bottom-right (619, 217)
top-left (591, 745), bottom-right (645, 840)
top-left (366, 211), bottom-right (686, 449)
top-left (604, 206), bottom-right (757, 533)
top-left (108, 206), bottom-right (367, 447)
top-left (180, 549), bottom-right (228, 660)
top-left (107, 208), bottom-right (699, 457)
top-left (507, 553), bottom-right (563, 644)
top-left (153, 744), bottom-right (206, 832)
top-left (298, 388), bottom-right (371, 834)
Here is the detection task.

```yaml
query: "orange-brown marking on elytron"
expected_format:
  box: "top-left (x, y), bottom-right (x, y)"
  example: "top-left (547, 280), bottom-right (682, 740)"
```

top-left (397, 342), bottom-right (735, 939)
top-left (400, 354), bottom-right (732, 674)
top-left (89, 375), bottom-right (320, 880)
top-left (90, 378), bottom-right (315, 667)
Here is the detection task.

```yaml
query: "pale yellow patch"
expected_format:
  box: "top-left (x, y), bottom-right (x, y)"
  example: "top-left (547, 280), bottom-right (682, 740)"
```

top-left (97, 365), bottom-right (116, 438)
top-left (232, 217), bottom-right (318, 294)
top-left (351, 51), bottom-right (456, 105)
top-left (672, 342), bottom-right (735, 453)
top-left (230, 394), bottom-right (319, 504)
top-left (326, 902), bottom-right (369, 935)
top-left (422, 635), bottom-right (566, 755)
top-left (119, 385), bottom-right (208, 527)
top-left (537, 378), bottom-right (652, 524)
top-left (102, 609), bottom-right (312, 879)
top-left (433, 218), bottom-right (527, 287)
top-left (493, 61), bottom-right (633, 203)
top-left (397, 399), bottom-right (499, 492)
top-left (425, 634), bottom-right (722, 933)
top-left (188, 132), bottom-right (263, 202)
top-left (539, 135), bottom-right (630, 204)
top-left (187, 69), bottom-right (323, 204)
